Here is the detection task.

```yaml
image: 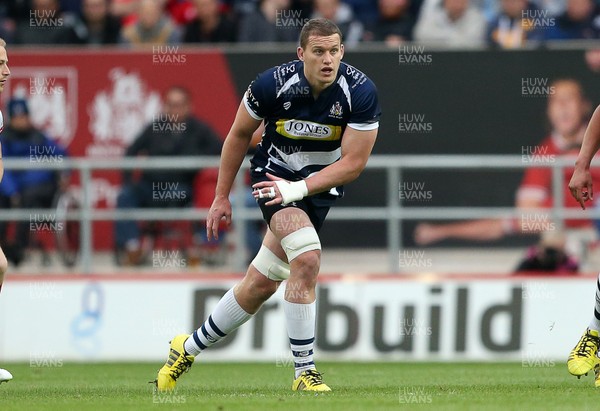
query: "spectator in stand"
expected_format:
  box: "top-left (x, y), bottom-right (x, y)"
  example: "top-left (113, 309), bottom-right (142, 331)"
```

top-left (112, 0), bottom-right (196, 28)
top-left (486, 0), bottom-right (545, 48)
top-left (111, 0), bottom-right (139, 26)
top-left (4, 1), bottom-right (32, 22)
top-left (0, 98), bottom-right (69, 267)
top-left (473, 0), bottom-right (563, 24)
top-left (543, 0), bottom-right (600, 40)
top-left (13, 0), bottom-right (79, 45)
top-left (0, 4), bottom-right (15, 43)
top-left (413, 0), bottom-right (486, 47)
top-left (585, 48), bottom-right (600, 72)
top-left (165, 0), bottom-right (197, 25)
top-left (223, 0), bottom-right (308, 20)
top-left (514, 231), bottom-right (579, 273)
top-left (471, 0), bottom-right (499, 22)
top-left (312, 0), bottom-right (363, 47)
top-left (120, 0), bottom-right (181, 47)
top-left (221, 0), bottom-right (255, 15)
top-left (344, 0), bottom-right (386, 26)
top-left (61, 0), bottom-right (84, 14)
top-left (114, 86), bottom-right (222, 266)
top-left (237, 0), bottom-right (299, 43)
top-left (183, 0), bottom-right (237, 43)
top-left (414, 79), bottom-right (596, 256)
top-left (291, 0), bottom-right (314, 21)
top-left (71, 0), bottom-right (123, 45)
top-left (363, 0), bottom-right (415, 45)
top-left (530, 0), bottom-right (566, 17)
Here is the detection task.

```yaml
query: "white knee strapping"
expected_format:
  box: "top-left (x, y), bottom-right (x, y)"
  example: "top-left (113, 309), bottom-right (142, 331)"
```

top-left (251, 246), bottom-right (291, 281)
top-left (280, 226), bottom-right (321, 262)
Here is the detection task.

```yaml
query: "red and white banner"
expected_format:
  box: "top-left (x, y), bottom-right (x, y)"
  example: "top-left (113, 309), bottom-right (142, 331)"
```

top-left (4, 48), bottom-right (240, 248)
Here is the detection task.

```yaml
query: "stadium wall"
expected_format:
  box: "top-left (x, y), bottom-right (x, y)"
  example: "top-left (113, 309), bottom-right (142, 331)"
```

top-left (0, 274), bottom-right (591, 363)
top-left (5, 47), bottom-right (599, 250)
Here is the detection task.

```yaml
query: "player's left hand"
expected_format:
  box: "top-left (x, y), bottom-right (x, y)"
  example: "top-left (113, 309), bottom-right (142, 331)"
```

top-left (569, 166), bottom-right (593, 210)
top-left (252, 173), bottom-right (283, 206)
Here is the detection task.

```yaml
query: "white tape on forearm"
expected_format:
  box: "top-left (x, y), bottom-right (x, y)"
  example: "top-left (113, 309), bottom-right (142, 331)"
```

top-left (275, 180), bottom-right (308, 205)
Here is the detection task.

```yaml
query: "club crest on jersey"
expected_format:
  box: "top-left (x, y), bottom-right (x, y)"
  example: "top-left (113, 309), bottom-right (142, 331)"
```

top-left (329, 101), bottom-right (343, 119)
top-left (283, 101), bottom-right (291, 110)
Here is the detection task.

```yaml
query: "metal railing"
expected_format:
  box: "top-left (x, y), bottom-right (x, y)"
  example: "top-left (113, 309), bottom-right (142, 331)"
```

top-left (2, 155), bottom-right (596, 273)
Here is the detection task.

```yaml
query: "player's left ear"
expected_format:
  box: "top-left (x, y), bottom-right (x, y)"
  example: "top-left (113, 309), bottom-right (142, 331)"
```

top-left (340, 43), bottom-right (345, 60)
top-left (297, 46), bottom-right (304, 61)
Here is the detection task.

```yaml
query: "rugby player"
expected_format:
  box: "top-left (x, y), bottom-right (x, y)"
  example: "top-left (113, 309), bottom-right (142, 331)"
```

top-left (568, 103), bottom-right (600, 386)
top-left (155, 18), bottom-right (380, 392)
top-left (0, 37), bottom-right (13, 385)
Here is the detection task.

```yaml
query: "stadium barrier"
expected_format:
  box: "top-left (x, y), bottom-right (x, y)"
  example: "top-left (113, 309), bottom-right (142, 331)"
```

top-left (1, 154), bottom-right (595, 272)
top-left (5, 46), bottom-right (600, 250)
top-left (0, 273), bottom-right (590, 362)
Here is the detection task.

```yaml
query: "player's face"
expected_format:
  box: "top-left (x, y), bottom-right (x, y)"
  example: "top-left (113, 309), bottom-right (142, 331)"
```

top-left (0, 47), bottom-right (10, 93)
top-left (547, 81), bottom-right (588, 137)
top-left (298, 34), bottom-right (344, 92)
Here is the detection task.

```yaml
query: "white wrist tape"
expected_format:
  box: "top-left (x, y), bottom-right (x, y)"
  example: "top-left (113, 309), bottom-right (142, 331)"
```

top-left (275, 180), bottom-right (308, 205)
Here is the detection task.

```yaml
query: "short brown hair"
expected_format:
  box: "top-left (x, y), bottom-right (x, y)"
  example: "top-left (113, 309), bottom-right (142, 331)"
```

top-left (299, 18), bottom-right (342, 49)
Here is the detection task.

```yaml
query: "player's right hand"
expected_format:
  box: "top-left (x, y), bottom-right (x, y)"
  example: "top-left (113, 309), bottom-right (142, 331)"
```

top-left (207, 194), bottom-right (232, 241)
top-left (568, 166), bottom-right (593, 210)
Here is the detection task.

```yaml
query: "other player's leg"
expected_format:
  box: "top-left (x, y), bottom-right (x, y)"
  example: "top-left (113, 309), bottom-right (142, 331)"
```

top-left (268, 207), bottom-right (330, 392)
top-left (154, 234), bottom-right (282, 392)
top-left (0, 245), bottom-right (12, 384)
top-left (0, 245), bottom-right (6, 295)
top-left (568, 274), bottom-right (600, 377)
top-left (594, 362), bottom-right (600, 387)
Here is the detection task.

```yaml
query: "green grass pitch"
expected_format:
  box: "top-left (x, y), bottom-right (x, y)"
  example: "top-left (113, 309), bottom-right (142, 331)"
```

top-left (0, 362), bottom-right (598, 411)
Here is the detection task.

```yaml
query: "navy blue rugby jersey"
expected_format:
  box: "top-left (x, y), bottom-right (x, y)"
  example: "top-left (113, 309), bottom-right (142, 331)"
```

top-left (244, 60), bottom-right (380, 199)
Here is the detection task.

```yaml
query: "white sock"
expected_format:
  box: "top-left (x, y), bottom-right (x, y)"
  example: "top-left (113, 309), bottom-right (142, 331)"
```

top-left (283, 299), bottom-right (316, 378)
top-left (184, 288), bottom-right (252, 356)
top-left (589, 274), bottom-right (600, 332)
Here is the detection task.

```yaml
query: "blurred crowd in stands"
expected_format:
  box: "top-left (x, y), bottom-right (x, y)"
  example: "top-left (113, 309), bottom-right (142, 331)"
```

top-left (0, 0), bottom-right (599, 49)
